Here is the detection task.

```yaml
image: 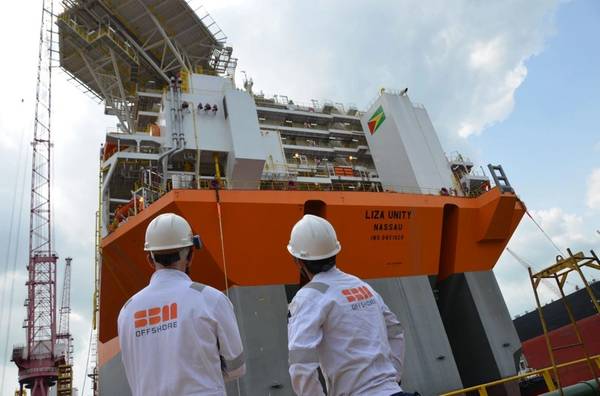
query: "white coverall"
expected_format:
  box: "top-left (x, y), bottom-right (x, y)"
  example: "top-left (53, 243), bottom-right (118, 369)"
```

top-left (118, 269), bottom-right (245, 396)
top-left (288, 267), bottom-right (405, 396)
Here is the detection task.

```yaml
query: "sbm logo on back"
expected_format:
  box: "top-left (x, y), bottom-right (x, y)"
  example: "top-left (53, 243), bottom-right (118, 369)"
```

top-left (341, 287), bottom-right (376, 310)
top-left (134, 302), bottom-right (178, 337)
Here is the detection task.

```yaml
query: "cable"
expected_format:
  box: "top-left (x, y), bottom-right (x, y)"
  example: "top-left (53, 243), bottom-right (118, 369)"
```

top-left (0, 153), bottom-right (22, 340)
top-left (0, 108), bottom-right (29, 328)
top-left (525, 209), bottom-right (565, 256)
top-left (81, 326), bottom-right (94, 396)
top-left (505, 247), bottom-right (563, 298)
top-left (0, 118), bottom-right (30, 392)
top-left (0, 140), bottom-right (30, 392)
top-left (216, 199), bottom-right (230, 297)
top-left (215, 193), bottom-right (241, 395)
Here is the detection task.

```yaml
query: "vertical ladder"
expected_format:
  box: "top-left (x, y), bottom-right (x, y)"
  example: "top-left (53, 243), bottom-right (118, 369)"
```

top-left (528, 249), bottom-right (600, 395)
top-left (487, 164), bottom-right (514, 193)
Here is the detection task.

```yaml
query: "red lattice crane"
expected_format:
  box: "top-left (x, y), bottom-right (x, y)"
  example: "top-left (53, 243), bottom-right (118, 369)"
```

top-left (11, 0), bottom-right (63, 394)
top-left (56, 258), bottom-right (73, 395)
top-left (57, 258), bottom-right (72, 366)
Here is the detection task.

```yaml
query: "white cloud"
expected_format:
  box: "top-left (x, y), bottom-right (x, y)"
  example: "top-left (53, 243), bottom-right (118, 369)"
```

top-left (204, 0), bottom-right (558, 141)
top-left (469, 37), bottom-right (505, 70)
top-left (586, 168), bottom-right (600, 210)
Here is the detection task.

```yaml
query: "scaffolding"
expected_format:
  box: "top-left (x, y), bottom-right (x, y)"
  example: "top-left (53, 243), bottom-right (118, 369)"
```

top-left (56, 365), bottom-right (73, 396)
top-left (528, 248), bottom-right (600, 395)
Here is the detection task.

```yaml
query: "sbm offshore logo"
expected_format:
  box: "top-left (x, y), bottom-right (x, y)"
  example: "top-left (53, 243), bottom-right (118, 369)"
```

top-left (134, 303), bottom-right (178, 337)
top-left (341, 287), bottom-right (376, 310)
top-left (367, 105), bottom-right (386, 135)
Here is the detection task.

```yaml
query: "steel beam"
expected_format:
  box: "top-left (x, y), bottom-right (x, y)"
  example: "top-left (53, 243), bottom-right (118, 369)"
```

top-left (109, 48), bottom-right (133, 133)
top-left (135, 0), bottom-right (190, 72)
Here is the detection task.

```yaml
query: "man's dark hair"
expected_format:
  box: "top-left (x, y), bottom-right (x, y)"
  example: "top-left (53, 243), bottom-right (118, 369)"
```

top-left (301, 255), bottom-right (336, 274)
top-left (152, 248), bottom-right (191, 266)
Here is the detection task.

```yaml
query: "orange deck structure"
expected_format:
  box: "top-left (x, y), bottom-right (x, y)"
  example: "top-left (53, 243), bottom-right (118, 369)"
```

top-left (99, 187), bottom-right (525, 343)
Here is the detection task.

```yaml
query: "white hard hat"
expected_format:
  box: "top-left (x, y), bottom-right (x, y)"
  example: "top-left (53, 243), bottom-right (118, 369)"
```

top-left (287, 215), bottom-right (341, 260)
top-left (144, 213), bottom-right (194, 252)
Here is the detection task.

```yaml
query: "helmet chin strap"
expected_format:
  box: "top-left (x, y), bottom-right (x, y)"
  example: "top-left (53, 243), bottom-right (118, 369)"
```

top-left (183, 247), bottom-right (193, 275)
top-left (296, 259), bottom-right (312, 281)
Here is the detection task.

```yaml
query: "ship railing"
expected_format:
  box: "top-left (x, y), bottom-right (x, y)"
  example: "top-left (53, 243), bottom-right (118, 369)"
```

top-left (58, 14), bottom-right (138, 63)
top-left (110, 177), bottom-right (492, 232)
top-left (257, 96), bottom-right (362, 117)
top-left (467, 166), bottom-right (488, 178)
top-left (365, 87), bottom-right (420, 110)
top-left (132, 187), bottom-right (161, 209)
top-left (185, 1), bottom-right (228, 44)
top-left (283, 139), bottom-right (337, 149)
top-left (330, 122), bottom-right (363, 132)
top-left (447, 151), bottom-right (473, 165)
top-left (163, 179), bottom-right (471, 196)
top-left (280, 121), bottom-right (330, 131)
top-left (440, 354), bottom-right (600, 396)
top-left (125, 178), bottom-right (491, 220)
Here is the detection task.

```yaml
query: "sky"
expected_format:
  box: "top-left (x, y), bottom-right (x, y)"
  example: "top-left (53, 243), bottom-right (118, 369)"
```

top-left (0, 0), bottom-right (599, 394)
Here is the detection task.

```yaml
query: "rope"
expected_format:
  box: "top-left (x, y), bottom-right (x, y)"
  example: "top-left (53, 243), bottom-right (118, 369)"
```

top-left (525, 209), bottom-right (565, 256)
top-left (81, 325), bottom-right (94, 396)
top-left (216, 198), bottom-right (230, 297)
top-left (194, 103), bottom-right (229, 297)
top-left (215, 191), bottom-right (241, 392)
top-left (0, 158), bottom-right (21, 340)
top-left (505, 247), bottom-right (564, 298)
top-left (0, 121), bottom-right (29, 391)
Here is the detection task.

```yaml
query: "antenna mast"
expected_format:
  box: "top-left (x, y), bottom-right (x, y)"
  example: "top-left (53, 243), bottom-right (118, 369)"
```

top-left (11, 0), bottom-right (62, 394)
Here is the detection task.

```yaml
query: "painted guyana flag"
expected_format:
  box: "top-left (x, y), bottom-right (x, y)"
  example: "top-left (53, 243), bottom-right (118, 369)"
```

top-left (368, 106), bottom-right (386, 135)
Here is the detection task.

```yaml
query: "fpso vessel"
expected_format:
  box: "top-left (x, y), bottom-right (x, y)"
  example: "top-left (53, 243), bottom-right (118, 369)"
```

top-left (57, 1), bottom-right (526, 395)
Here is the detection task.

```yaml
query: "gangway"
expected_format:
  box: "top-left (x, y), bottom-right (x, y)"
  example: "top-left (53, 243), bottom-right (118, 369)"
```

top-left (528, 249), bottom-right (600, 395)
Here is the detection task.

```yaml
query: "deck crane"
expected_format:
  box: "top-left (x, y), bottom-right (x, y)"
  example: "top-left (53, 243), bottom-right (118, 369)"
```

top-left (57, 258), bottom-right (73, 395)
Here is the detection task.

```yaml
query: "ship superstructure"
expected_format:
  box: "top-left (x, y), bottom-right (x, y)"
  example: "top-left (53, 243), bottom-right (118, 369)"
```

top-left (99, 76), bottom-right (496, 235)
top-left (58, 1), bottom-right (527, 395)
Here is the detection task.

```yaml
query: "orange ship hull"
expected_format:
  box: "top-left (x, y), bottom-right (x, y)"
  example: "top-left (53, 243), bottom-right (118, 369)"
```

top-left (99, 187), bottom-right (524, 343)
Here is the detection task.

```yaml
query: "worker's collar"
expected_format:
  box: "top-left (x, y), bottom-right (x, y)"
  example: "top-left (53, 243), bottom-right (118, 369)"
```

top-left (150, 268), bottom-right (191, 285)
top-left (311, 266), bottom-right (340, 282)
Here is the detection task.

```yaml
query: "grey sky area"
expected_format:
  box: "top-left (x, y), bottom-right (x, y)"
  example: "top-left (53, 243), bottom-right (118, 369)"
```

top-left (1, 0), bottom-right (598, 395)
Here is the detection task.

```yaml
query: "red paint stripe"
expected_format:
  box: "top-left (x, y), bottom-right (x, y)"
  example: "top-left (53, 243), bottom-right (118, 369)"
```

top-left (162, 305), bottom-right (170, 321)
top-left (148, 307), bottom-right (161, 316)
top-left (134, 319), bottom-right (147, 328)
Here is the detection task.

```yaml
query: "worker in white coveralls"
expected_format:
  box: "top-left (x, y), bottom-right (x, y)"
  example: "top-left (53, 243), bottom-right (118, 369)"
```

top-left (287, 214), bottom-right (417, 396)
top-left (118, 213), bottom-right (245, 396)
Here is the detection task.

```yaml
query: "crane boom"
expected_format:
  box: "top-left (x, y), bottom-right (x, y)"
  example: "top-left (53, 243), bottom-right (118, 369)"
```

top-left (58, 258), bottom-right (72, 364)
top-left (57, 258), bottom-right (73, 395)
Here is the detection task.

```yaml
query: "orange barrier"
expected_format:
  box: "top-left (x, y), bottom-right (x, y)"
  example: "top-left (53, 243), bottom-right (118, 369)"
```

top-left (334, 166), bottom-right (355, 177)
top-left (99, 187), bottom-right (525, 342)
